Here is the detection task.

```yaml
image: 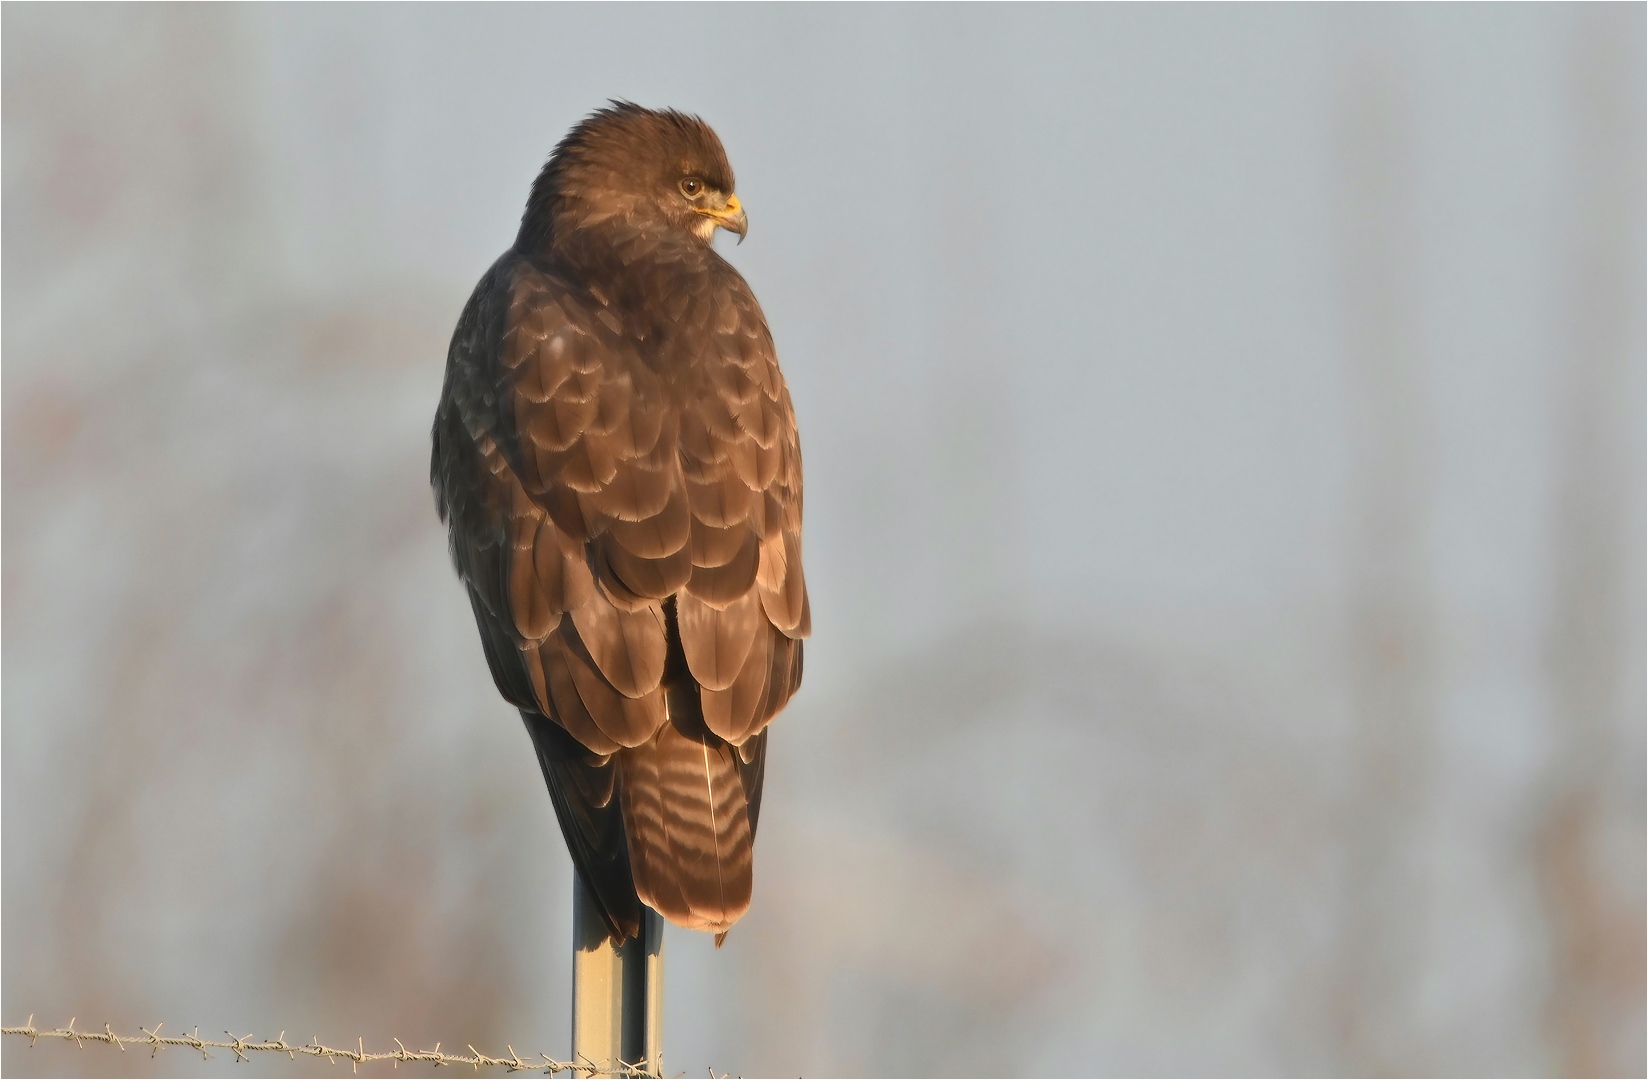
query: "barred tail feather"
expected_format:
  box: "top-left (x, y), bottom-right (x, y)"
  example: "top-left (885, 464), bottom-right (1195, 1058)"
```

top-left (619, 689), bottom-right (757, 934)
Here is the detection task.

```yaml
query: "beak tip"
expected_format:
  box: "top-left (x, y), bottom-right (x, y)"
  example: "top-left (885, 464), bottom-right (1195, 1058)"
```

top-left (702, 203), bottom-right (749, 245)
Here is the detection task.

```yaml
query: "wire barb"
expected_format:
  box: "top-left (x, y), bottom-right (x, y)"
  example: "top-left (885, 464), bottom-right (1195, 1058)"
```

top-left (2, 1019), bottom-right (660, 1076)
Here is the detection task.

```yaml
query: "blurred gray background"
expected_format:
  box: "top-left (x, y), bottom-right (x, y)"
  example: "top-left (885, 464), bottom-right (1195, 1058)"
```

top-left (3, 4), bottom-right (1643, 1077)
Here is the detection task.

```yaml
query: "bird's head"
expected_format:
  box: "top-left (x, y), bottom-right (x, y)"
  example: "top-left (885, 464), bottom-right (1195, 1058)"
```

top-left (519, 101), bottom-right (748, 255)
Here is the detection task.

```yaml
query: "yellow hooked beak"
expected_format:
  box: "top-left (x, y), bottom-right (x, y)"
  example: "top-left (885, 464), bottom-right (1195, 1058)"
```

top-left (695, 193), bottom-right (748, 244)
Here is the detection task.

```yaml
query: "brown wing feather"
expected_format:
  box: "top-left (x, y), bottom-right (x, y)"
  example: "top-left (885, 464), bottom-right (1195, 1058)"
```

top-left (673, 270), bottom-right (808, 755)
top-left (538, 638), bottom-right (623, 755)
top-left (685, 532), bottom-right (760, 606)
top-left (677, 589), bottom-right (762, 692)
top-left (607, 483), bottom-right (691, 558)
top-left (521, 711), bottom-right (641, 942)
top-left (555, 624), bottom-right (668, 747)
top-left (700, 623), bottom-right (773, 744)
top-left (597, 530), bottom-right (694, 602)
top-left (567, 595), bottom-right (668, 699)
top-left (757, 530), bottom-right (808, 637)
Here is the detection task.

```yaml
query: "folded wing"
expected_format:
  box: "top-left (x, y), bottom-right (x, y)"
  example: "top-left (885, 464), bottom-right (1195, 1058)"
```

top-left (433, 252), bottom-right (806, 939)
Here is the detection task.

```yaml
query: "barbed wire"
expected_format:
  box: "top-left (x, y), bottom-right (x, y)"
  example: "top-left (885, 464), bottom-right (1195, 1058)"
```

top-left (1, 1016), bottom-right (665, 1077)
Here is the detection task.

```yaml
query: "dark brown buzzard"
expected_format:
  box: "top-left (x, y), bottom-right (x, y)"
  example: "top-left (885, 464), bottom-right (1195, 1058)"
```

top-left (431, 103), bottom-right (808, 943)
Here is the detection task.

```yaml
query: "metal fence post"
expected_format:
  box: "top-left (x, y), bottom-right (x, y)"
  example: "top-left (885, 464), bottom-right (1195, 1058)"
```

top-left (572, 874), bottom-right (662, 1077)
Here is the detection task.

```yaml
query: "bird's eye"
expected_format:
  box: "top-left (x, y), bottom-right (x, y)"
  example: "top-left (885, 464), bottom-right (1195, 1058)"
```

top-left (680, 177), bottom-right (703, 198)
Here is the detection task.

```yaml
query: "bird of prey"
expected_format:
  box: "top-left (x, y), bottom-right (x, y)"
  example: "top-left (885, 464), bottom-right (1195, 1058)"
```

top-left (431, 103), bottom-right (808, 944)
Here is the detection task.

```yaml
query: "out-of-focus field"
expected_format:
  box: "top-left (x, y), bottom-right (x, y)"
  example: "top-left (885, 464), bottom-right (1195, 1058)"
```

top-left (3, 5), bottom-right (1641, 1077)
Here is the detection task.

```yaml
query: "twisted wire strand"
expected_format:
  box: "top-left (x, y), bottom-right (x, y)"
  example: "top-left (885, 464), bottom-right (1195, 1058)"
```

top-left (1, 1016), bottom-right (662, 1077)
